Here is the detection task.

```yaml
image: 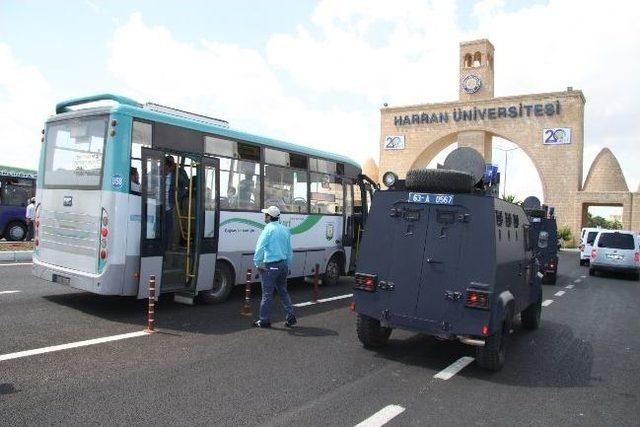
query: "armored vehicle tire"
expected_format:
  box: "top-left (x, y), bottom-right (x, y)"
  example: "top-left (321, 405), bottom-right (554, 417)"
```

top-left (476, 321), bottom-right (507, 371)
top-left (356, 314), bottom-right (392, 347)
top-left (322, 255), bottom-right (342, 286)
top-left (5, 221), bottom-right (27, 241)
top-left (521, 298), bottom-right (542, 330)
top-left (405, 169), bottom-right (475, 193)
top-left (197, 261), bottom-right (234, 304)
top-left (543, 272), bottom-right (557, 285)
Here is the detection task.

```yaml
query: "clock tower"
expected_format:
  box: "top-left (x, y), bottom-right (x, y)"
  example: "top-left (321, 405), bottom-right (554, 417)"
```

top-left (459, 39), bottom-right (494, 101)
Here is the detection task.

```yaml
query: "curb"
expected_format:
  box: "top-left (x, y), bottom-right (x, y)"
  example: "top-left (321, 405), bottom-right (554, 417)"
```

top-left (0, 250), bottom-right (33, 263)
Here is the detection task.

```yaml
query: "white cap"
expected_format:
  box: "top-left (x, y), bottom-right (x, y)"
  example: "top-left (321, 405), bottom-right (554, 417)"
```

top-left (261, 206), bottom-right (280, 218)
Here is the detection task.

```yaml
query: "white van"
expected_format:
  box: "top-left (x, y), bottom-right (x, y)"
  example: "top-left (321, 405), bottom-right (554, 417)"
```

top-left (579, 227), bottom-right (601, 265)
top-left (589, 230), bottom-right (640, 280)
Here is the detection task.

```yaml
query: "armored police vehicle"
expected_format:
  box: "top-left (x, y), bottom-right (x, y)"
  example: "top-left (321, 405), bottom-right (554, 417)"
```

top-left (353, 148), bottom-right (543, 371)
top-left (523, 197), bottom-right (559, 285)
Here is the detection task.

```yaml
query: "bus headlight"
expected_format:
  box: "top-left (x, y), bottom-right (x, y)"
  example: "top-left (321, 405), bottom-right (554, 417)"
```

top-left (382, 171), bottom-right (398, 188)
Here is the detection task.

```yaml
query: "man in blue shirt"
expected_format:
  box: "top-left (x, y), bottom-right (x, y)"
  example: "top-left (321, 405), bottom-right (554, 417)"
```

top-left (253, 206), bottom-right (296, 328)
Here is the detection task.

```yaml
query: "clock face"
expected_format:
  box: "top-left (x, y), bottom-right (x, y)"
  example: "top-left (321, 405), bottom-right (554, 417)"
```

top-left (462, 74), bottom-right (482, 94)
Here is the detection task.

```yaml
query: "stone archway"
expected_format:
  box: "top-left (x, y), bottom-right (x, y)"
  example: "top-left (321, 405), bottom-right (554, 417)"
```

top-left (405, 129), bottom-right (550, 205)
top-left (377, 39), bottom-right (640, 239)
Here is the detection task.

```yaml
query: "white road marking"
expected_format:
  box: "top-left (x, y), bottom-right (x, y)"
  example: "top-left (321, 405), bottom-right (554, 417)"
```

top-left (574, 279), bottom-right (582, 283)
top-left (355, 405), bottom-right (406, 427)
top-left (0, 331), bottom-right (150, 362)
top-left (565, 284), bottom-right (574, 289)
top-left (0, 290), bottom-right (21, 295)
top-left (434, 356), bottom-right (475, 380)
top-left (0, 262), bottom-right (33, 267)
top-left (580, 275), bottom-right (586, 279)
top-left (293, 293), bottom-right (353, 308)
top-left (542, 299), bottom-right (554, 307)
top-left (554, 290), bottom-right (565, 297)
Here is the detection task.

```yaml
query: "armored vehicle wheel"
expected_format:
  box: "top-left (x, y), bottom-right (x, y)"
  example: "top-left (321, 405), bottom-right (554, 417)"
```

top-left (356, 313), bottom-right (391, 347)
top-left (476, 321), bottom-right (507, 371)
top-left (5, 221), bottom-right (27, 241)
top-left (197, 261), bottom-right (234, 304)
top-left (405, 169), bottom-right (475, 194)
top-left (589, 268), bottom-right (596, 276)
top-left (322, 254), bottom-right (342, 286)
top-left (521, 297), bottom-right (542, 330)
top-left (543, 272), bottom-right (557, 285)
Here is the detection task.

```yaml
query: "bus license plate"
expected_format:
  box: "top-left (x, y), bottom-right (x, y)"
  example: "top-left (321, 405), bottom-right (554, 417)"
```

top-left (53, 274), bottom-right (70, 286)
top-left (408, 192), bottom-right (454, 205)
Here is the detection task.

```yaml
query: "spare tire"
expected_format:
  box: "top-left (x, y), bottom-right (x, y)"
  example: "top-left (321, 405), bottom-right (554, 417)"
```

top-left (405, 169), bottom-right (475, 193)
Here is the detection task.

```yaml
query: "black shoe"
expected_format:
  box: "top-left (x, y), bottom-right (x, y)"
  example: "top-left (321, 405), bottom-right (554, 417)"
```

top-left (252, 320), bottom-right (271, 328)
top-left (285, 317), bottom-right (297, 328)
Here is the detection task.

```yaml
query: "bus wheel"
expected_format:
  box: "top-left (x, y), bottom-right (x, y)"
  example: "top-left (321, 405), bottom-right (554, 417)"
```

top-left (5, 221), bottom-right (27, 241)
top-left (322, 255), bottom-right (341, 286)
top-left (197, 261), bottom-right (234, 304)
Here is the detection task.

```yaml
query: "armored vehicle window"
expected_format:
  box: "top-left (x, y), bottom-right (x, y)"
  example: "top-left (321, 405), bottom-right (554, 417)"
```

top-left (505, 212), bottom-right (512, 227)
top-left (495, 210), bottom-right (503, 226)
top-left (513, 214), bottom-right (519, 228)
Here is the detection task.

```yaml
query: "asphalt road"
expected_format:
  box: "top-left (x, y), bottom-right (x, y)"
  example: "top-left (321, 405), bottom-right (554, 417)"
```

top-left (1, 251), bottom-right (638, 426)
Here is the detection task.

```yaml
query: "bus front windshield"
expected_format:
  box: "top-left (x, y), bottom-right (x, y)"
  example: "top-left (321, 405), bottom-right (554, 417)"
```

top-left (44, 115), bottom-right (108, 188)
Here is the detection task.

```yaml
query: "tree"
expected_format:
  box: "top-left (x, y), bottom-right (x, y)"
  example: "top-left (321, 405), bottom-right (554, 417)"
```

top-left (503, 194), bottom-right (521, 204)
top-left (558, 225), bottom-right (572, 245)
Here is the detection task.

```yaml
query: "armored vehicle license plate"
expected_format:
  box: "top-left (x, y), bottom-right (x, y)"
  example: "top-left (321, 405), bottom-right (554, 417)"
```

top-left (407, 192), bottom-right (454, 205)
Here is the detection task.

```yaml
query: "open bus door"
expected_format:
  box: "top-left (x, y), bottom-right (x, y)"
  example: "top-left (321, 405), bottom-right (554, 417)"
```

top-left (349, 174), bottom-right (378, 272)
top-left (137, 148), bottom-right (219, 302)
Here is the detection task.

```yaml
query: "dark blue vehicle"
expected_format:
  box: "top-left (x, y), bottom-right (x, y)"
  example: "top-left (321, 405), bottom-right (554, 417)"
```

top-left (523, 199), bottom-right (559, 285)
top-left (353, 148), bottom-right (543, 371)
top-left (0, 166), bottom-right (37, 241)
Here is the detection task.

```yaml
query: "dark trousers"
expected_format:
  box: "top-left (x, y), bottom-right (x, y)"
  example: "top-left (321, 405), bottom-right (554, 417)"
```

top-left (26, 221), bottom-right (34, 241)
top-left (259, 260), bottom-right (295, 322)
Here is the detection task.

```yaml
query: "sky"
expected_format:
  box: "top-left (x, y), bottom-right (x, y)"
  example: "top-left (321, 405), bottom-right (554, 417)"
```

top-left (1, 0), bottom-right (638, 215)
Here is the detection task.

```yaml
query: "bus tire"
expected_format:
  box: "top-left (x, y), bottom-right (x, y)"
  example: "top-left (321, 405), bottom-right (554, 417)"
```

top-left (476, 320), bottom-right (508, 371)
top-left (356, 313), bottom-right (391, 347)
top-left (5, 221), bottom-right (27, 241)
top-left (198, 261), bottom-right (234, 304)
top-left (405, 169), bottom-right (475, 193)
top-left (322, 254), bottom-right (342, 286)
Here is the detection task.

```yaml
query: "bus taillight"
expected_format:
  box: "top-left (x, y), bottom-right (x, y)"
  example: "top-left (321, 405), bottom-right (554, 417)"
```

top-left (98, 208), bottom-right (109, 266)
top-left (34, 203), bottom-right (41, 248)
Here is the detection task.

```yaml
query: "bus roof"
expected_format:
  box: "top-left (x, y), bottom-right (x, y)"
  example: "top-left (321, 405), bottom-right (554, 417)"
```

top-left (54, 94), bottom-right (362, 170)
top-left (0, 165), bottom-right (37, 179)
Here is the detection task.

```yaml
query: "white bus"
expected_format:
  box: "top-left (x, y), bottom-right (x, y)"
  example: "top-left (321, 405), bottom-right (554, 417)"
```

top-left (33, 94), bottom-right (375, 303)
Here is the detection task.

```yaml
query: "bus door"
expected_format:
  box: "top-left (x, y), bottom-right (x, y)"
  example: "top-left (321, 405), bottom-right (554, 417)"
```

top-left (194, 156), bottom-right (220, 294)
top-left (349, 174), bottom-right (377, 272)
top-left (138, 148), bottom-right (219, 299)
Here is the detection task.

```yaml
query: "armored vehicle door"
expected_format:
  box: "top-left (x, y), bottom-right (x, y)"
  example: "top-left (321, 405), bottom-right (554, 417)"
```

top-left (383, 202), bottom-right (430, 319)
top-left (415, 206), bottom-right (467, 327)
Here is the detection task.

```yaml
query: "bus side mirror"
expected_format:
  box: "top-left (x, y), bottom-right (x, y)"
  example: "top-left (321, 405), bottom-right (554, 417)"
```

top-left (538, 231), bottom-right (549, 249)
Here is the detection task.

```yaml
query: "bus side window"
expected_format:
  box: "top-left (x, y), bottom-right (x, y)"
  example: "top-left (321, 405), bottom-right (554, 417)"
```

top-left (310, 173), bottom-right (343, 215)
top-left (219, 158), bottom-right (261, 210)
top-left (130, 121), bottom-right (152, 195)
